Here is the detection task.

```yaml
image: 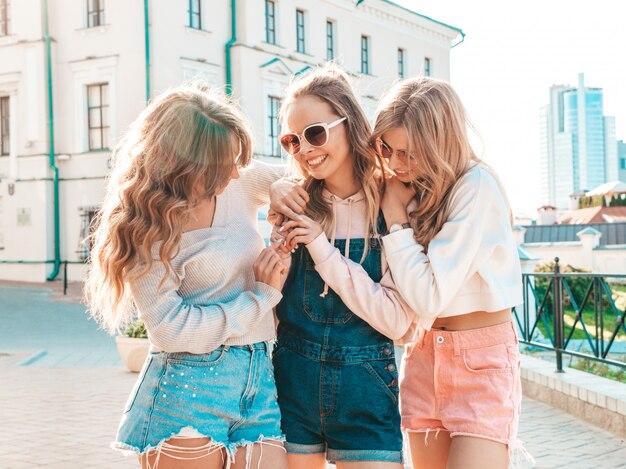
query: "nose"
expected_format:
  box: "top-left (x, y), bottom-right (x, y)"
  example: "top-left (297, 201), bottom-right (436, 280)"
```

top-left (297, 135), bottom-right (316, 154)
top-left (388, 153), bottom-right (404, 171)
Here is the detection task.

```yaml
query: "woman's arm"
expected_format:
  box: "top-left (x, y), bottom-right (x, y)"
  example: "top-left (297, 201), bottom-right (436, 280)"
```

top-left (280, 215), bottom-right (416, 340)
top-left (131, 248), bottom-right (285, 354)
top-left (307, 234), bottom-right (416, 340)
top-left (383, 167), bottom-right (507, 321)
top-left (240, 160), bottom-right (287, 206)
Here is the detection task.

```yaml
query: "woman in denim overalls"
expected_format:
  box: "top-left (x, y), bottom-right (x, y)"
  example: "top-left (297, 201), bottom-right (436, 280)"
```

top-left (269, 65), bottom-right (413, 469)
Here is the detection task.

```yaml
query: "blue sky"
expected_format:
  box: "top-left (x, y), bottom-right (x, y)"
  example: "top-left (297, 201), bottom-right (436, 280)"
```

top-left (394, 0), bottom-right (626, 216)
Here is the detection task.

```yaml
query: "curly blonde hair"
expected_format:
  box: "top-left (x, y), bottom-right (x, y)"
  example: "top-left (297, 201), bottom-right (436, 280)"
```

top-left (85, 82), bottom-right (253, 333)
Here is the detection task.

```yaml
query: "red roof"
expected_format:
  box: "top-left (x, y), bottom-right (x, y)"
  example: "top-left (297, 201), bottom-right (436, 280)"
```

top-left (557, 206), bottom-right (626, 224)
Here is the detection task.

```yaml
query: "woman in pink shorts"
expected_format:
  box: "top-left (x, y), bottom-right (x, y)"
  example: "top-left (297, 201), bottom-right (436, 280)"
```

top-left (364, 78), bottom-right (533, 468)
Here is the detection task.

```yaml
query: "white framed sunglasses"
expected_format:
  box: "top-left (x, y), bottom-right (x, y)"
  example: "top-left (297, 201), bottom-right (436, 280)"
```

top-left (279, 117), bottom-right (347, 155)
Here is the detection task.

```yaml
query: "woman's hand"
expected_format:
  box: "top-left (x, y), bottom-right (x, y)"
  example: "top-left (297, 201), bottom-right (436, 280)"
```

top-left (270, 223), bottom-right (292, 254)
top-left (280, 215), bottom-right (324, 250)
top-left (381, 177), bottom-right (415, 228)
top-left (253, 246), bottom-right (288, 291)
top-left (269, 179), bottom-right (309, 224)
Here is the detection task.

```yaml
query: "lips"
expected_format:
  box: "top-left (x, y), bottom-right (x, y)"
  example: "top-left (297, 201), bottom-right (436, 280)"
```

top-left (306, 155), bottom-right (328, 168)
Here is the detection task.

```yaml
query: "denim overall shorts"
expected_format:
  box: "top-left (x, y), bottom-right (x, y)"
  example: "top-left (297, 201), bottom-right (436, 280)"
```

top-left (273, 224), bottom-right (403, 463)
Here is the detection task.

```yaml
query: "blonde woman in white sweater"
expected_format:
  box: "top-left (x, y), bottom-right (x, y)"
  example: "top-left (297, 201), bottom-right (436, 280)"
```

top-left (85, 83), bottom-right (288, 469)
top-left (370, 78), bottom-right (531, 469)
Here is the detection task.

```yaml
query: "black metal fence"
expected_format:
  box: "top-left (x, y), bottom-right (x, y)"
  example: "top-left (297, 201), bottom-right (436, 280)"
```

top-left (513, 258), bottom-right (626, 371)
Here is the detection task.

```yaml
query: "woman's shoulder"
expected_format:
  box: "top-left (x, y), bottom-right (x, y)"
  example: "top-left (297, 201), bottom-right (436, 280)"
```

top-left (239, 159), bottom-right (286, 181)
top-left (454, 162), bottom-right (506, 200)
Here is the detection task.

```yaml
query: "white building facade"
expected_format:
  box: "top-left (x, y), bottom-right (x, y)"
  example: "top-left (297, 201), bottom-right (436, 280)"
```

top-left (517, 226), bottom-right (626, 275)
top-left (0, 0), bottom-right (463, 282)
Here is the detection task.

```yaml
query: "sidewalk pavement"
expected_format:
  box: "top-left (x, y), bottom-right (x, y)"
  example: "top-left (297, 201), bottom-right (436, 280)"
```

top-left (1, 281), bottom-right (625, 468)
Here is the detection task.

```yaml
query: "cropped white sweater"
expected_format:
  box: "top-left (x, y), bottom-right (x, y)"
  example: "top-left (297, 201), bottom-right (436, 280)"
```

top-left (382, 163), bottom-right (523, 332)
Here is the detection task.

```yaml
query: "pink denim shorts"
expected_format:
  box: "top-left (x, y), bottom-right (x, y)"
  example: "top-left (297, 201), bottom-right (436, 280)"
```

top-left (400, 320), bottom-right (522, 446)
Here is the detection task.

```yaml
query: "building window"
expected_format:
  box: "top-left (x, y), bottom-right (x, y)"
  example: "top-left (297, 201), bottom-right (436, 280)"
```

top-left (187, 0), bottom-right (201, 29)
top-left (87, 0), bottom-right (104, 28)
top-left (621, 158), bottom-right (626, 170)
top-left (265, 0), bottom-right (276, 44)
top-left (268, 96), bottom-right (281, 157)
top-left (360, 35), bottom-right (370, 75)
top-left (326, 20), bottom-right (335, 61)
top-left (398, 48), bottom-right (405, 78)
top-left (296, 9), bottom-right (306, 53)
top-left (77, 207), bottom-right (99, 261)
top-left (0, 0), bottom-right (10, 36)
top-left (0, 96), bottom-right (9, 156)
top-left (87, 83), bottom-right (110, 151)
top-left (424, 57), bottom-right (432, 76)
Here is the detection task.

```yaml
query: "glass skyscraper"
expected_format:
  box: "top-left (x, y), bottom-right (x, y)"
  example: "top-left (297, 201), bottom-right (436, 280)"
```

top-left (540, 73), bottom-right (618, 210)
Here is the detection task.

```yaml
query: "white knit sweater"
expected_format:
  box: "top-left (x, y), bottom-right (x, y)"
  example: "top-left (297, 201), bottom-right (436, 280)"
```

top-left (130, 160), bottom-right (285, 354)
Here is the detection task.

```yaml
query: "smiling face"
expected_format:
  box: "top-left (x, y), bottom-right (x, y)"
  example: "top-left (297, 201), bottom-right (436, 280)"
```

top-left (379, 126), bottom-right (419, 184)
top-left (284, 95), bottom-right (352, 185)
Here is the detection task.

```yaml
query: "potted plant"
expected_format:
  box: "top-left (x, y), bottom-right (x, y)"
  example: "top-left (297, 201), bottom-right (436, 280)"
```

top-left (115, 319), bottom-right (150, 372)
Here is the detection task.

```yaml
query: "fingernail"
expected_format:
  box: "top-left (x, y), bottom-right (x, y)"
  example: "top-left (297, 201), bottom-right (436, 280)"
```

top-left (295, 215), bottom-right (303, 220)
top-left (274, 239), bottom-right (282, 244)
top-left (291, 249), bottom-right (296, 253)
top-left (278, 226), bottom-right (285, 232)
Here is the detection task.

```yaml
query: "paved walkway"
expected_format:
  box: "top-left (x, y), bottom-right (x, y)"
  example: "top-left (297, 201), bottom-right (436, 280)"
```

top-left (1, 281), bottom-right (625, 468)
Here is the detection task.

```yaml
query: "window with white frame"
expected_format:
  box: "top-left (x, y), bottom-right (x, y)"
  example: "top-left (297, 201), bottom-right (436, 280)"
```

top-left (296, 9), bottom-right (306, 53)
top-left (397, 48), bottom-right (405, 78)
top-left (424, 57), bottom-right (432, 76)
top-left (77, 206), bottom-right (99, 261)
top-left (0, 0), bottom-right (10, 36)
top-left (87, 0), bottom-right (104, 28)
top-left (265, 0), bottom-right (276, 44)
top-left (268, 96), bottom-right (281, 157)
top-left (187, 0), bottom-right (201, 29)
top-left (360, 35), bottom-right (370, 75)
top-left (87, 83), bottom-right (109, 150)
top-left (326, 20), bottom-right (335, 61)
top-left (0, 96), bottom-right (9, 156)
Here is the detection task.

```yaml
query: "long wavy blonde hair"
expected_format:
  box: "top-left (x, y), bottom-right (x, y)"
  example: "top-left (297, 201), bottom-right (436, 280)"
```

top-left (280, 64), bottom-right (383, 254)
top-left (85, 82), bottom-right (253, 333)
top-left (371, 77), bottom-right (480, 248)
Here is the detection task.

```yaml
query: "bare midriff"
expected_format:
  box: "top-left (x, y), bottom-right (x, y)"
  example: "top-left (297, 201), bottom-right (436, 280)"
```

top-left (431, 308), bottom-right (512, 331)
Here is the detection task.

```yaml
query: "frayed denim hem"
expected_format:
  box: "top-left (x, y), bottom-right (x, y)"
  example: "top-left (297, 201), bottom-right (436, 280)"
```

top-left (112, 428), bottom-right (286, 469)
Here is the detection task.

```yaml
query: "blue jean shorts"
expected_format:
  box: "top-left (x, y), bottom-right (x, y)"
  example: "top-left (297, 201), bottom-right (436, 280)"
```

top-left (113, 342), bottom-right (284, 460)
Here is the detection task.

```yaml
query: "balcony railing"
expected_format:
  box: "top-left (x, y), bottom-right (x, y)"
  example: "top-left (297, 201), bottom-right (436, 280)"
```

top-left (513, 257), bottom-right (626, 371)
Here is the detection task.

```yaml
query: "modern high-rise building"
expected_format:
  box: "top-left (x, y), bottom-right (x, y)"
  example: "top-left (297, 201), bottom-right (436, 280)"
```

top-left (540, 73), bottom-right (619, 210)
top-left (619, 140), bottom-right (626, 183)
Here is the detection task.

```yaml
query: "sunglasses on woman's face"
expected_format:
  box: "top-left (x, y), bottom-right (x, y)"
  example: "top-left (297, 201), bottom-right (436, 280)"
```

top-left (279, 117), bottom-right (347, 155)
top-left (375, 138), bottom-right (415, 164)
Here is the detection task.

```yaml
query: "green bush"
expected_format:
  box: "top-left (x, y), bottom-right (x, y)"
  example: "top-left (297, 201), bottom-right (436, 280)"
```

top-left (123, 319), bottom-right (148, 339)
top-left (534, 261), bottom-right (592, 308)
top-left (609, 194), bottom-right (626, 207)
top-left (578, 195), bottom-right (607, 209)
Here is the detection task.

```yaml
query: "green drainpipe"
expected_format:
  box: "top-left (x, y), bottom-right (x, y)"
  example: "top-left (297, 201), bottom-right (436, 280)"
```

top-left (144, 0), bottom-right (151, 103)
top-left (225, 0), bottom-right (236, 95)
top-left (43, 0), bottom-right (61, 281)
